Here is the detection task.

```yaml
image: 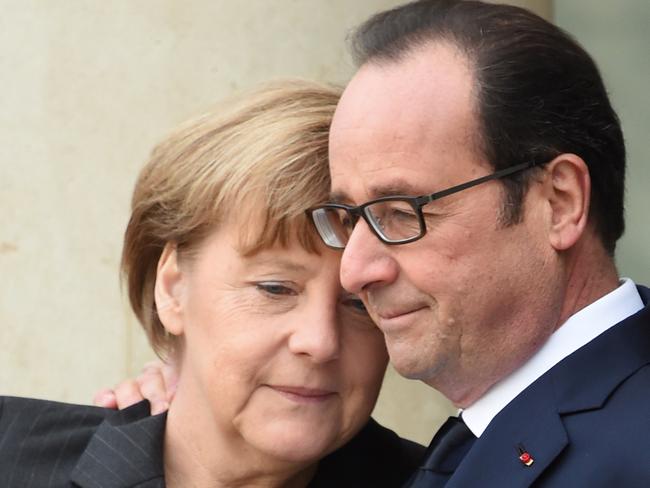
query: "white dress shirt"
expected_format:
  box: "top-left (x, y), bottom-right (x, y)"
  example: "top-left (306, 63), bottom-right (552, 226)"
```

top-left (462, 278), bottom-right (644, 437)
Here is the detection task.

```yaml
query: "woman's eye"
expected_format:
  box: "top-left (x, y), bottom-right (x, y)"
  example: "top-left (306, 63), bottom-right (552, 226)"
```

top-left (342, 297), bottom-right (368, 314)
top-left (256, 282), bottom-right (296, 296)
top-left (341, 214), bottom-right (354, 230)
top-left (340, 296), bottom-right (379, 331)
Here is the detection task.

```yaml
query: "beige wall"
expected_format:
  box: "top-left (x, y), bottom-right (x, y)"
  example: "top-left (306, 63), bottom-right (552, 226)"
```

top-left (554, 0), bottom-right (649, 287)
top-left (2, 0), bottom-right (562, 446)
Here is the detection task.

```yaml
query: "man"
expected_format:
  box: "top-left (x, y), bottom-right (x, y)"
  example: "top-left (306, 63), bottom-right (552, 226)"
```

top-left (309, 0), bottom-right (650, 486)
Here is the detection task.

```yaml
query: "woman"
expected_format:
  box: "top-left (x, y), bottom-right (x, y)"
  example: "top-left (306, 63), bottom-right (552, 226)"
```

top-left (0, 80), bottom-right (422, 487)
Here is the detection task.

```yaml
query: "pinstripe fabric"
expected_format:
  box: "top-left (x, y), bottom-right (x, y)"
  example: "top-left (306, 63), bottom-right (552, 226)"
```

top-left (0, 397), bottom-right (165, 487)
top-left (0, 396), bottom-right (424, 487)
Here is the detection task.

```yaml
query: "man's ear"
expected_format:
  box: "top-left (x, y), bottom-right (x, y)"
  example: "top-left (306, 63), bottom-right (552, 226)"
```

top-left (154, 242), bottom-right (186, 336)
top-left (543, 154), bottom-right (591, 251)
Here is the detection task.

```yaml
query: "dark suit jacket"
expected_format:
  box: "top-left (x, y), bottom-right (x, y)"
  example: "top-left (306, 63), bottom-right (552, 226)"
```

top-left (0, 397), bottom-right (423, 487)
top-left (442, 285), bottom-right (650, 487)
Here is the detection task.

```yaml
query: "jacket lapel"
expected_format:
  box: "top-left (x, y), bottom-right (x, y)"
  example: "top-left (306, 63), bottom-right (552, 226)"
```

top-left (450, 286), bottom-right (650, 487)
top-left (448, 374), bottom-right (568, 487)
top-left (70, 406), bottom-right (166, 488)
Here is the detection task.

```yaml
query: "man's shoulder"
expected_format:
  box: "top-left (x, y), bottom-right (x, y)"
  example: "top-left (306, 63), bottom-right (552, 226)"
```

top-left (539, 291), bottom-right (650, 419)
top-left (573, 360), bottom-right (650, 423)
top-left (310, 418), bottom-right (424, 487)
top-left (501, 302), bottom-right (650, 483)
top-left (535, 364), bottom-right (650, 485)
top-left (0, 396), bottom-right (152, 487)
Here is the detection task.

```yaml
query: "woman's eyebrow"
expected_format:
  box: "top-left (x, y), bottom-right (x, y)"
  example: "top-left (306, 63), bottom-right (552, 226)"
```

top-left (244, 256), bottom-right (309, 274)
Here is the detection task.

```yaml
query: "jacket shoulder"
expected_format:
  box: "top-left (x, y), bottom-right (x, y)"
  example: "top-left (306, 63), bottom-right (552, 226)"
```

top-left (0, 396), bottom-right (150, 487)
top-left (535, 366), bottom-right (650, 486)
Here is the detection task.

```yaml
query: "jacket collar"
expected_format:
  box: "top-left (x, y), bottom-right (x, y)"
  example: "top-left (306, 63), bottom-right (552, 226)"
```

top-left (448, 285), bottom-right (650, 487)
top-left (553, 285), bottom-right (650, 414)
top-left (71, 402), bottom-right (166, 487)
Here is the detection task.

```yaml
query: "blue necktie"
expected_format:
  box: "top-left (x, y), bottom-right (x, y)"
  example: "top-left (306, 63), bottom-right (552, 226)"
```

top-left (403, 416), bottom-right (477, 487)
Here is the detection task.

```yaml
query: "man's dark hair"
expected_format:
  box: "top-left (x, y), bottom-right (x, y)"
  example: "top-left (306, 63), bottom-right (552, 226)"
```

top-left (350, 0), bottom-right (625, 254)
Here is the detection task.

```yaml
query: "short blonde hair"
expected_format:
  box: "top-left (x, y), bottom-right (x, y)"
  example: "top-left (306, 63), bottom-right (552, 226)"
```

top-left (122, 79), bottom-right (341, 357)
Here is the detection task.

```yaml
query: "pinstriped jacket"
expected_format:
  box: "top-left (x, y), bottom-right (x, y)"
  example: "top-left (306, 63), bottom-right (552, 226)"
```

top-left (0, 399), bottom-right (164, 487)
top-left (0, 398), bottom-right (423, 487)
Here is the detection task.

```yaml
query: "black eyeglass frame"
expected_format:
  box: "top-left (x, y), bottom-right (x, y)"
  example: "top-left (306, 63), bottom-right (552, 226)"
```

top-left (309, 161), bottom-right (539, 249)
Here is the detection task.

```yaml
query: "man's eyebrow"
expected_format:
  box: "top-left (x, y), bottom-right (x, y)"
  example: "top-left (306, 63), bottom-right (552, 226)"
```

top-left (329, 180), bottom-right (424, 204)
top-left (328, 191), bottom-right (349, 204)
top-left (370, 182), bottom-right (423, 198)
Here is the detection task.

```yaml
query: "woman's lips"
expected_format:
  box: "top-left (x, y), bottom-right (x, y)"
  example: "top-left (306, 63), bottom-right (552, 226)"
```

top-left (269, 385), bottom-right (337, 404)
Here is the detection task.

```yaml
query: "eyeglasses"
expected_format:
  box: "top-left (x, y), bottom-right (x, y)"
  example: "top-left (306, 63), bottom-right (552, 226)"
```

top-left (309, 161), bottom-right (538, 249)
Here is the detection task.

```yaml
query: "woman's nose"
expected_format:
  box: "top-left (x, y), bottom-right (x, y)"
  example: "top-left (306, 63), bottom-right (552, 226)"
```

top-left (287, 305), bottom-right (341, 364)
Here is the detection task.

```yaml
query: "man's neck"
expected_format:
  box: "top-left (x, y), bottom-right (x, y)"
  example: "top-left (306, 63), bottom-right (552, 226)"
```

top-left (434, 241), bottom-right (620, 409)
top-left (462, 277), bottom-right (643, 436)
top-left (555, 242), bottom-right (620, 330)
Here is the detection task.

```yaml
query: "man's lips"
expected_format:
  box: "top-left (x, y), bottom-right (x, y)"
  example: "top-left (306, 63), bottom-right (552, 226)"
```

top-left (374, 306), bottom-right (428, 330)
top-left (269, 385), bottom-right (337, 404)
top-left (376, 305), bottom-right (427, 321)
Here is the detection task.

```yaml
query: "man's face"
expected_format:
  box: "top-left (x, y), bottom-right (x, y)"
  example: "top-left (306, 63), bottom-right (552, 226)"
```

top-left (328, 43), bottom-right (562, 405)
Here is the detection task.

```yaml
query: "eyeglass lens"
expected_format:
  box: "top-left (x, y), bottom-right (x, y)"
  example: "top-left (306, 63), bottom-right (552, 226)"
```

top-left (311, 208), bottom-right (351, 248)
top-left (364, 200), bottom-right (422, 241)
top-left (311, 200), bottom-right (424, 248)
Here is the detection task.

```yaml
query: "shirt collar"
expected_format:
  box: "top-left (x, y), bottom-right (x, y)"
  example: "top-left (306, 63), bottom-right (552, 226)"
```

top-left (462, 278), bottom-right (643, 437)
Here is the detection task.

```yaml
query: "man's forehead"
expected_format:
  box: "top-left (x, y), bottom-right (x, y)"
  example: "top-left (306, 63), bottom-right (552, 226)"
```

top-left (328, 45), bottom-right (480, 203)
top-left (330, 45), bottom-right (477, 149)
top-left (333, 42), bottom-right (473, 118)
top-left (329, 178), bottom-right (423, 204)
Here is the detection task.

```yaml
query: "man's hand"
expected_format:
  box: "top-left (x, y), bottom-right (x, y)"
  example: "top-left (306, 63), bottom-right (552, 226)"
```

top-left (93, 360), bottom-right (178, 415)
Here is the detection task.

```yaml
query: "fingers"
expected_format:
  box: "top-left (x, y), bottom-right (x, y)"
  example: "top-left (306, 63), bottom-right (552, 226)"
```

top-left (113, 379), bottom-right (146, 411)
top-left (137, 364), bottom-right (171, 415)
top-left (93, 388), bottom-right (118, 409)
top-left (92, 360), bottom-right (178, 415)
top-left (153, 360), bottom-right (179, 402)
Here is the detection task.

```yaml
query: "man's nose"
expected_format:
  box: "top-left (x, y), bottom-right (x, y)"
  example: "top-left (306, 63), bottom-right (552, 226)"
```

top-left (340, 219), bottom-right (399, 295)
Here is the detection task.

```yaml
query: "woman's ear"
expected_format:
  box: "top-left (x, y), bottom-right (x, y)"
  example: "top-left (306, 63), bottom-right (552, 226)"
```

top-left (154, 242), bottom-right (186, 336)
top-left (544, 153), bottom-right (591, 251)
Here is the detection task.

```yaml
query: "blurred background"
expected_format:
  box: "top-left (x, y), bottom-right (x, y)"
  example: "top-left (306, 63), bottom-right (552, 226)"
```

top-left (1, 0), bottom-right (647, 445)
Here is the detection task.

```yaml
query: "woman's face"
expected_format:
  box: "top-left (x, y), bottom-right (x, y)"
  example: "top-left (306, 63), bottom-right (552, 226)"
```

top-left (157, 222), bottom-right (388, 463)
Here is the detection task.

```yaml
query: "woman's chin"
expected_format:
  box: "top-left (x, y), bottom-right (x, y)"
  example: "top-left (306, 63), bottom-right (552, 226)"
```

top-left (245, 422), bottom-right (343, 464)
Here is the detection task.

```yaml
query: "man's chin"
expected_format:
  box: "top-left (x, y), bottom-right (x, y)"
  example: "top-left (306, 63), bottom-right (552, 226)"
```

top-left (387, 345), bottom-right (443, 382)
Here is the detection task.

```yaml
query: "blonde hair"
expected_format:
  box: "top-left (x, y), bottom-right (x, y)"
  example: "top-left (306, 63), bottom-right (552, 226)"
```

top-left (122, 79), bottom-right (341, 357)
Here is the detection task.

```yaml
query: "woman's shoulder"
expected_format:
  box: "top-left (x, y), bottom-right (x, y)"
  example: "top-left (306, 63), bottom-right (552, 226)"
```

top-left (0, 395), bottom-right (151, 439)
top-left (0, 396), bottom-right (156, 486)
top-left (310, 417), bottom-right (425, 487)
top-left (0, 395), bottom-right (113, 440)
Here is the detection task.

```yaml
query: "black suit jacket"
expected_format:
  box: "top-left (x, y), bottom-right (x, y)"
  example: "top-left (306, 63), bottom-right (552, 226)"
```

top-left (0, 397), bottom-right (423, 487)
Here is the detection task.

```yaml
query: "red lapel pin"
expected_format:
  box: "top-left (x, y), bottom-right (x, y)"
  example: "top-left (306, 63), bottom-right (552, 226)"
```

top-left (517, 445), bottom-right (534, 467)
